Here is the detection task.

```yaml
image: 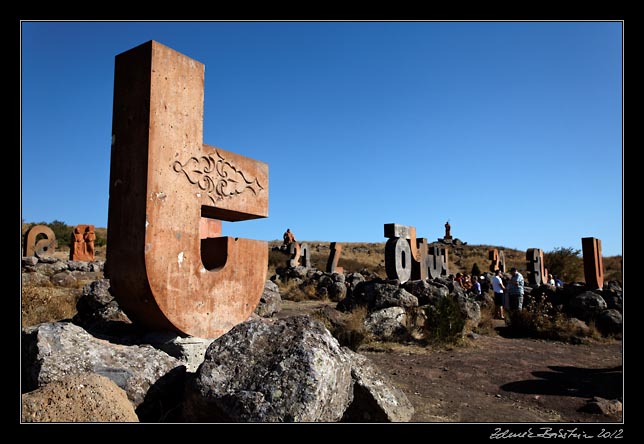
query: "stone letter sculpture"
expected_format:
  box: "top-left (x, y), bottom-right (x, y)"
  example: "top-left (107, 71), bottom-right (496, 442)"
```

top-left (326, 242), bottom-right (344, 274)
top-left (70, 224), bottom-right (96, 261)
top-left (106, 41), bottom-right (268, 338)
top-left (581, 237), bottom-right (604, 290)
top-left (288, 242), bottom-right (302, 268)
top-left (488, 249), bottom-right (506, 273)
top-left (526, 248), bottom-right (545, 286)
top-left (23, 225), bottom-right (57, 257)
top-left (384, 223), bottom-right (448, 283)
top-left (300, 243), bottom-right (311, 268)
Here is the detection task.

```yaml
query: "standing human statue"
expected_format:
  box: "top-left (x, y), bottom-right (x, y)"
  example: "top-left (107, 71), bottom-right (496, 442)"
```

top-left (83, 226), bottom-right (96, 260)
top-left (283, 228), bottom-right (296, 246)
top-left (72, 227), bottom-right (85, 259)
top-left (444, 221), bottom-right (452, 239)
top-left (507, 267), bottom-right (525, 311)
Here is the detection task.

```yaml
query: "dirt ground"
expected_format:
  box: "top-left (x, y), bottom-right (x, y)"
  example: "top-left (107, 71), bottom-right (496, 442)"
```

top-left (278, 300), bottom-right (623, 424)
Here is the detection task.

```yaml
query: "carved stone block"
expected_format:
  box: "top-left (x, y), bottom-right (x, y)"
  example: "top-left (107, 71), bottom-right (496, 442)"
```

top-left (582, 237), bottom-right (604, 290)
top-left (106, 41), bottom-right (268, 338)
top-left (23, 225), bottom-right (57, 257)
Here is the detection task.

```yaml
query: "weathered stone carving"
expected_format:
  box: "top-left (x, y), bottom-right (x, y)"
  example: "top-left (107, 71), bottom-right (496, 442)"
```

top-left (300, 243), bottom-right (311, 268)
top-left (326, 242), bottom-right (344, 274)
top-left (23, 225), bottom-right (57, 257)
top-left (106, 41), bottom-right (268, 338)
top-left (288, 242), bottom-right (302, 268)
top-left (488, 248), bottom-right (506, 273)
top-left (384, 223), bottom-right (447, 283)
top-left (70, 224), bottom-right (96, 262)
top-left (526, 248), bottom-right (545, 286)
top-left (582, 237), bottom-right (604, 290)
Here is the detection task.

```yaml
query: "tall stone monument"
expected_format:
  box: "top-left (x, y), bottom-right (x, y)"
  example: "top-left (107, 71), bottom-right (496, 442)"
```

top-left (326, 242), bottom-right (344, 274)
top-left (581, 237), bottom-right (604, 290)
top-left (526, 248), bottom-right (545, 286)
top-left (23, 225), bottom-right (57, 257)
top-left (106, 41), bottom-right (269, 338)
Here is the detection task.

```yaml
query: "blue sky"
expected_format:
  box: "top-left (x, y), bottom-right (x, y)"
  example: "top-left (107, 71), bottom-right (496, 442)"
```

top-left (21, 21), bottom-right (623, 256)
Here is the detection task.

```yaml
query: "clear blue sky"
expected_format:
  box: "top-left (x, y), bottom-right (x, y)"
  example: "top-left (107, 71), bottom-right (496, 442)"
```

top-left (21, 21), bottom-right (623, 256)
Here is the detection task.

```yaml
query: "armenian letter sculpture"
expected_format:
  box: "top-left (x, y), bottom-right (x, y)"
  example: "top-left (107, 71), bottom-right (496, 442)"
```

top-left (106, 41), bottom-right (268, 338)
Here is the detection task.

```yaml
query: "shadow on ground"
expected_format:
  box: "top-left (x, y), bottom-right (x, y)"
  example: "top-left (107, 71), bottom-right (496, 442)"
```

top-left (500, 365), bottom-right (622, 400)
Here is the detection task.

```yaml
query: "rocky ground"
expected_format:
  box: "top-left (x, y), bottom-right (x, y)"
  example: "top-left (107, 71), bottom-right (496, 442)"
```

top-left (278, 300), bottom-right (623, 424)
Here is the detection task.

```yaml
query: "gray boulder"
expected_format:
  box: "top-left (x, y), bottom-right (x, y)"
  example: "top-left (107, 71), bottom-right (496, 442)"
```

top-left (364, 307), bottom-right (408, 341)
top-left (254, 280), bottom-right (282, 318)
top-left (345, 272), bottom-right (366, 291)
top-left (22, 322), bottom-right (185, 421)
top-left (342, 348), bottom-right (414, 422)
top-left (454, 294), bottom-right (481, 326)
top-left (596, 309), bottom-right (622, 336)
top-left (51, 271), bottom-right (77, 287)
top-left (345, 281), bottom-right (416, 311)
top-left (183, 316), bottom-right (354, 422)
top-left (402, 280), bottom-right (449, 306)
top-left (36, 261), bottom-right (68, 275)
top-left (328, 282), bottom-right (348, 302)
top-left (73, 279), bottom-right (132, 335)
top-left (35, 255), bottom-right (60, 264)
top-left (22, 256), bottom-right (38, 267)
top-left (374, 288), bottom-right (418, 310)
top-left (21, 271), bottom-right (50, 287)
top-left (568, 291), bottom-right (608, 322)
top-left (67, 261), bottom-right (91, 272)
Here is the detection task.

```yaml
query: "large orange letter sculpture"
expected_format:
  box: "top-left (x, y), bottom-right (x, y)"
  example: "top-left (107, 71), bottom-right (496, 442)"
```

top-left (106, 41), bottom-right (268, 338)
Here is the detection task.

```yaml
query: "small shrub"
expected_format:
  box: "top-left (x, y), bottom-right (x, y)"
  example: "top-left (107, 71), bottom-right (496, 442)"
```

top-left (423, 296), bottom-right (466, 345)
top-left (544, 247), bottom-right (583, 283)
top-left (507, 293), bottom-right (603, 342)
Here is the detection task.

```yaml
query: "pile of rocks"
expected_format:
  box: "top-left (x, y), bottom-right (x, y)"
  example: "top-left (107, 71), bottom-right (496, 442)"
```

top-left (21, 277), bottom-right (413, 423)
top-left (273, 265), bottom-right (482, 342)
top-left (21, 255), bottom-right (104, 287)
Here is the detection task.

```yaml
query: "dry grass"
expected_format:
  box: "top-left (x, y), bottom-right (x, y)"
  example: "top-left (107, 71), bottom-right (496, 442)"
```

top-left (22, 283), bottom-right (81, 327)
top-left (311, 305), bottom-right (371, 351)
top-left (473, 303), bottom-right (497, 336)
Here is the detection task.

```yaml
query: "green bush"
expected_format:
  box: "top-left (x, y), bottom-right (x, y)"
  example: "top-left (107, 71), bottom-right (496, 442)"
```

top-left (423, 296), bottom-right (466, 345)
top-left (471, 263), bottom-right (481, 278)
top-left (544, 246), bottom-right (583, 283)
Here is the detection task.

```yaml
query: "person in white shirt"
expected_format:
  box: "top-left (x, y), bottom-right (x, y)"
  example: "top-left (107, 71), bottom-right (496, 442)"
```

top-left (491, 269), bottom-right (506, 320)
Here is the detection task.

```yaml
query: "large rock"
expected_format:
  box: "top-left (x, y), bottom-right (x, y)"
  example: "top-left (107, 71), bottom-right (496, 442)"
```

top-left (454, 294), bottom-right (481, 326)
top-left (364, 307), bottom-right (408, 341)
top-left (373, 287), bottom-right (418, 310)
top-left (596, 309), bottom-right (622, 336)
top-left (254, 280), bottom-right (282, 318)
top-left (342, 280), bottom-right (417, 311)
top-left (22, 373), bottom-right (139, 422)
top-left (342, 348), bottom-right (414, 422)
top-left (402, 280), bottom-right (449, 306)
top-left (183, 316), bottom-right (354, 422)
top-left (568, 291), bottom-right (608, 322)
top-left (22, 322), bottom-right (185, 421)
top-left (72, 279), bottom-right (132, 336)
top-left (51, 271), bottom-right (77, 287)
top-left (22, 256), bottom-right (39, 267)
